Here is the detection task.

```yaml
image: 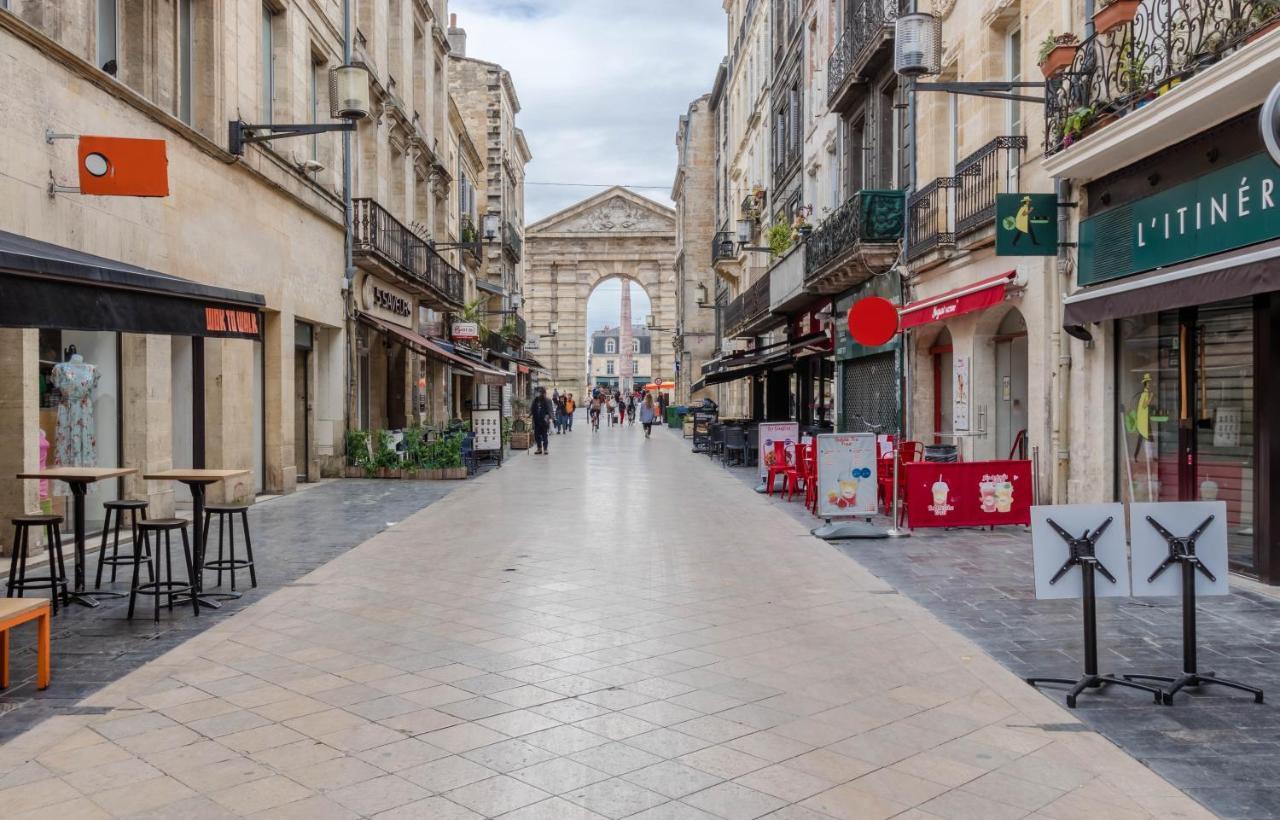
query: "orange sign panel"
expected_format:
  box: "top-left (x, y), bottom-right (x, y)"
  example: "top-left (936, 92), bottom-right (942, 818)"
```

top-left (77, 136), bottom-right (169, 197)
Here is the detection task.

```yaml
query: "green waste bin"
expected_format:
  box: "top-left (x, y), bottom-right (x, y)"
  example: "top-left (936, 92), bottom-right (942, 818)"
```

top-left (666, 407), bottom-right (681, 427)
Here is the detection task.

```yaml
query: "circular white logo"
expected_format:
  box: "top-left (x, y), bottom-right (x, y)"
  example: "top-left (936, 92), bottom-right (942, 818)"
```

top-left (83, 152), bottom-right (109, 177)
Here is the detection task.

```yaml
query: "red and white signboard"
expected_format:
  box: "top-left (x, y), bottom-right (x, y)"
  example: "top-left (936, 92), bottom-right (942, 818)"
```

top-left (758, 422), bottom-right (799, 481)
top-left (78, 136), bottom-right (169, 197)
top-left (814, 434), bottom-right (878, 518)
top-left (451, 322), bottom-right (480, 340)
top-left (899, 271), bottom-right (1017, 330)
top-left (904, 460), bottom-right (1033, 528)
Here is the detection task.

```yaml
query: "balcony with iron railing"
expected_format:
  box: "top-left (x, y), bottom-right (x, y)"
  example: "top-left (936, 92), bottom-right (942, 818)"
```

top-left (1044, 0), bottom-right (1280, 156)
top-left (803, 190), bottom-right (905, 294)
top-left (502, 221), bottom-right (523, 262)
top-left (352, 198), bottom-right (465, 310)
top-left (712, 230), bottom-right (737, 265)
top-left (953, 136), bottom-right (1026, 236)
top-left (828, 0), bottom-right (909, 109)
top-left (906, 177), bottom-right (956, 261)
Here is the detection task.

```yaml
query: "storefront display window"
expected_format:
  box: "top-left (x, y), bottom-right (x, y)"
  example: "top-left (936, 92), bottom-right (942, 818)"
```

top-left (1116, 299), bottom-right (1255, 572)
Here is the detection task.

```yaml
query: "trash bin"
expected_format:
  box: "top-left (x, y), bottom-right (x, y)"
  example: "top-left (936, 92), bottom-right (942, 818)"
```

top-left (666, 406), bottom-right (681, 427)
top-left (924, 444), bottom-right (959, 462)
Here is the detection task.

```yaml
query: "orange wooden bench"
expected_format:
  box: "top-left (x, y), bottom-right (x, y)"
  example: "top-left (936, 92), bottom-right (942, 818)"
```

top-left (0, 599), bottom-right (51, 690)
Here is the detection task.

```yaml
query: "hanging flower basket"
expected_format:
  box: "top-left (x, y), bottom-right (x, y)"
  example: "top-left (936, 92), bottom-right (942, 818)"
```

top-left (1092, 0), bottom-right (1140, 35)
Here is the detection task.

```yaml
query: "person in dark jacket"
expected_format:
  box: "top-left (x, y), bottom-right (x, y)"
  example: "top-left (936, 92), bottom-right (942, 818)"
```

top-left (531, 387), bottom-right (554, 454)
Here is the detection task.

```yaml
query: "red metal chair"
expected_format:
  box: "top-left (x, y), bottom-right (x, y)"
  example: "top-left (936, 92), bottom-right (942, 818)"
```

top-left (878, 441), bottom-right (923, 522)
top-left (765, 440), bottom-right (789, 495)
top-left (803, 446), bottom-right (819, 512)
top-left (785, 442), bottom-right (808, 502)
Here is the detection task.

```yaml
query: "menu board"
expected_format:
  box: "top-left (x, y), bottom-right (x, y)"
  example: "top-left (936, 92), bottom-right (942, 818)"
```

top-left (758, 422), bottom-right (800, 481)
top-left (903, 460), bottom-right (1032, 528)
top-left (814, 434), bottom-right (878, 518)
top-left (472, 409), bottom-right (502, 452)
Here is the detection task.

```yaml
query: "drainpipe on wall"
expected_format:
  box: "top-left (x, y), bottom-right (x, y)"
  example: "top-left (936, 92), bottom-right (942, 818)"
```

top-left (1053, 177), bottom-right (1072, 503)
top-left (342, 0), bottom-right (358, 437)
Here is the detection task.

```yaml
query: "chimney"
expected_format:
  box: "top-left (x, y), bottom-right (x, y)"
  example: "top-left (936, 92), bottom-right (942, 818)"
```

top-left (448, 13), bottom-right (466, 57)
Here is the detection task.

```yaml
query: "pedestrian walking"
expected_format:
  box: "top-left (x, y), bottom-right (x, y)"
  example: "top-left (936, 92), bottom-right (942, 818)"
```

top-left (607, 394), bottom-right (617, 427)
top-left (589, 396), bottom-right (601, 432)
top-left (564, 394), bottom-right (575, 431)
top-left (640, 392), bottom-right (657, 439)
top-left (531, 387), bottom-right (553, 454)
top-left (626, 395), bottom-right (636, 425)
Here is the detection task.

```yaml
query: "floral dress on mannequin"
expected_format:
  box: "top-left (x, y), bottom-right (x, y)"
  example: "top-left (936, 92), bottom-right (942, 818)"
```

top-left (51, 355), bottom-right (100, 467)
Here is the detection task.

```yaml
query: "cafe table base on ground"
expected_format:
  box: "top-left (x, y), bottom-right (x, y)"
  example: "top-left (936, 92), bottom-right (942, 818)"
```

top-left (14, 467), bottom-right (137, 608)
top-left (141, 469), bottom-right (251, 610)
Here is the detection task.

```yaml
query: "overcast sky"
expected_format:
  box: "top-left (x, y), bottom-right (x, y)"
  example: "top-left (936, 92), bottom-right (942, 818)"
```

top-left (450, 0), bottom-right (725, 224)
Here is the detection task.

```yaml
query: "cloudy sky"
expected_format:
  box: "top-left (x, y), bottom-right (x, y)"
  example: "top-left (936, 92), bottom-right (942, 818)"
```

top-left (450, 0), bottom-right (725, 224)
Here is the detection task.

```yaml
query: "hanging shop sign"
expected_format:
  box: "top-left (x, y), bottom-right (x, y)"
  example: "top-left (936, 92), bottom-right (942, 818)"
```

top-left (814, 434), bottom-right (878, 518)
top-left (758, 421), bottom-right (799, 481)
top-left (451, 321), bottom-right (480, 340)
top-left (361, 275), bottom-right (414, 328)
top-left (77, 136), bottom-right (170, 197)
top-left (995, 193), bottom-right (1057, 256)
top-left (1079, 152), bottom-right (1280, 286)
top-left (903, 460), bottom-right (1033, 529)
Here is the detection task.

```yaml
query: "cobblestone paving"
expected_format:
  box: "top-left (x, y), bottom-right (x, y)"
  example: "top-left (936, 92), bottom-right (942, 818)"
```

top-left (706, 438), bottom-right (1278, 819)
top-left (0, 424), bottom-right (1211, 818)
top-left (0, 478), bottom-right (466, 743)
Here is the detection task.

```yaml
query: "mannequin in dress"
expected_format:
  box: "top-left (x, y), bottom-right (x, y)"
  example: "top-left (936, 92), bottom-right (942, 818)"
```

top-left (51, 349), bottom-right (100, 467)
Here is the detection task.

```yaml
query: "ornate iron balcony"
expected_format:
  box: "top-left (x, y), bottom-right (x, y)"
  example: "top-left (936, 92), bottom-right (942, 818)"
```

top-left (805, 190), bottom-right (906, 280)
top-left (828, 28), bottom-right (853, 104)
top-left (828, 0), bottom-right (909, 104)
top-left (907, 177), bottom-right (957, 260)
top-left (1044, 0), bottom-right (1280, 155)
top-left (953, 135), bottom-right (1027, 236)
top-left (352, 198), bottom-right (464, 309)
top-left (502, 221), bottom-right (523, 262)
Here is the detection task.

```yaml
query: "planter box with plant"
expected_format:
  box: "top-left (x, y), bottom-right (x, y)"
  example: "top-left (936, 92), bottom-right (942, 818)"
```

top-left (765, 217), bottom-right (793, 259)
top-left (1093, 0), bottom-right (1140, 34)
top-left (1039, 32), bottom-right (1079, 78)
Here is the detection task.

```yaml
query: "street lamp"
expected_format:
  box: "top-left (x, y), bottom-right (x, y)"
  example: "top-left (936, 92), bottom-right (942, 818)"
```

top-left (228, 64), bottom-right (372, 154)
top-left (734, 217), bottom-right (773, 253)
top-left (894, 13), bottom-right (1046, 103)
top-left (695, 282), bottom-right (727, 310)
top-left (433, 211), bottom-right (501, 253)
top-left (548, 322), bottom-right (559, 336)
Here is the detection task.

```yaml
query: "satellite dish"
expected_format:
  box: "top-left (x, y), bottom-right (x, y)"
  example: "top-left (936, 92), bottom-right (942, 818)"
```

top-left (1263, 81), bottom-right (1280, 166)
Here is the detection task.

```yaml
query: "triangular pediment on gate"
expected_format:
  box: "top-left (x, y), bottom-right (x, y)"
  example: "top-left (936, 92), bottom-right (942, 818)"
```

top-left (527, 186), bottom-right (675, 235)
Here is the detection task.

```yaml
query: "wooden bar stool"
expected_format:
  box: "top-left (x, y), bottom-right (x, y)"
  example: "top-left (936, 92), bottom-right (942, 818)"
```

top-left (96, 499), bottom-right (151, 588)
top-left (129, 519), bottom-right (199, 621)
top-left (201, 503), bottom-right (257, 591)
top-left (7, 515), bottom-right (69, 615)
top-left (0, 599), bottom-right (51, 690)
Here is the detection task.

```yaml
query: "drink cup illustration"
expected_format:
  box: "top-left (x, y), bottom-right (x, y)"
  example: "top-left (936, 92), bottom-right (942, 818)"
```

top-left (979, 481), bottom-right (997, 512)
top-left (995, 481), bottom-right (1014, 512)
top-left (931, 477), bottom-right (949, 510)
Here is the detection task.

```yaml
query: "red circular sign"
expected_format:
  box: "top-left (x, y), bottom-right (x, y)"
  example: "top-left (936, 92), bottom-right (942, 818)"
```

top-left (847, 297), bottom-right (899, 346)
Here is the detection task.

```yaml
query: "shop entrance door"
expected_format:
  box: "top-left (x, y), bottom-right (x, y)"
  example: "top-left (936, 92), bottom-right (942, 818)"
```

top-left (930, 328), bottom-right (953, 444)
top-left (294, 322), bottom-right (312, 483)
top-left (387, 344), bottom-right (407, 429)
top-left (993, 310), bottom-right (1028, 459)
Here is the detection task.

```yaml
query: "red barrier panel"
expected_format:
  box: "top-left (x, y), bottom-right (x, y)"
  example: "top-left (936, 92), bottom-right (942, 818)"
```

top-left (904, 460), bottom-right (1033, 528)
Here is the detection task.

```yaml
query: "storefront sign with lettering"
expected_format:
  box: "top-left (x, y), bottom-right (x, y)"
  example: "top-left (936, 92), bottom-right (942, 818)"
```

top-left (361, 275), bottom-right (414, 328)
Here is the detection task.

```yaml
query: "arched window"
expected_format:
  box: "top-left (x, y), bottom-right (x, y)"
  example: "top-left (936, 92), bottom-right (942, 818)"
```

top-left (605, 338), bottom-right (616, 354)
top-left (632, 339), bottom-right (640, 353)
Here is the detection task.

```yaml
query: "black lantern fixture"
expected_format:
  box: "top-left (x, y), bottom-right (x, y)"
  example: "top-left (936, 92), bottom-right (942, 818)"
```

top-left (229, 64), bottom-right (372, 155)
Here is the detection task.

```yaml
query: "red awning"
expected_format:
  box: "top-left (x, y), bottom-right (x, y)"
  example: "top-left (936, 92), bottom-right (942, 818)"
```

top-left (899, 271), bottom-right (1017, 330)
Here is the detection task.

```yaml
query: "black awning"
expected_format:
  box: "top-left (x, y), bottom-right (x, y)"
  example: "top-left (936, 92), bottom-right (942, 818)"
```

top-left (1063, 239), bottom-right (1280, 330)
top-left (0, 230), bottom-right (265, 339)
top-left (704, 352), bottom-right (791, 386)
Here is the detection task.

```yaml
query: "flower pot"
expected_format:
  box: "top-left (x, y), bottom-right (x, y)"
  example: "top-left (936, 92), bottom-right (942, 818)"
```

top-left (510, 431), bottom-right (531, 450)
top-left (442, 467), bottom-right (467, 480)
top-left (1092, 0), bottom-right (1140, 34)
top-left (345, 466), bottom-right (366, 479)
top-left (1039, 45), bottom-right (1078, 78)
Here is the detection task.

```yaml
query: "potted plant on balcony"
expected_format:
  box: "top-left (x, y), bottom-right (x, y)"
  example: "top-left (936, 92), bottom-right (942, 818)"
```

top-left (460, 215), bottom-right (478, 245)
top-left (1038, 32), bottom-right (1079, 78)
top-left (791, 205), bottom-right (813, 242)
top-left (1059, 104), bottom-right (1098, 147)
top-left (1093, 0), bottom-right (1141, 35)
top-left (765, 217), bottom-right (793, 259)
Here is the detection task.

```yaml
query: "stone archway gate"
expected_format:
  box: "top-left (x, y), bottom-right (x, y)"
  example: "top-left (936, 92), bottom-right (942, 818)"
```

top-left (524, 187), bottom-right (676, 398)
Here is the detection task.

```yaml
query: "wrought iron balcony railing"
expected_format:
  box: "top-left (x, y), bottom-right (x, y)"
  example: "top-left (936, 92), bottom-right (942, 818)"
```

top-left (954, 135), bottom-right (1026, 236)
top-left (907, 177), bottom-right (956, 260)
top-left (712, 230), bottom-right (737, 263)
top-left (804, 190), bottom-right (906, 280)
top-left (740, 269), bottom-right (771, 330)
top-left (502, 221), bottom-right (523, 261)
top-left (352, 198), bottom-right (464, 308)
top-left (827, 0), bottom-right (908, 103)
top-left (724, 292), bottom-right (744, 335)
top-left (1045, 0), bottom-right (1280, 154)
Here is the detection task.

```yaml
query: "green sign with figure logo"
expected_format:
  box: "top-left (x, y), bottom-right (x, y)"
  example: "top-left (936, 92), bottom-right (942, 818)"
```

top-left (996, 193), bottom-right (1057, 256)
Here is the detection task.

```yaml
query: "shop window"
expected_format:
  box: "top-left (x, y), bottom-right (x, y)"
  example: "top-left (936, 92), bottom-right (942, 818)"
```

top-left (97, 0), bottom-right (117, 74)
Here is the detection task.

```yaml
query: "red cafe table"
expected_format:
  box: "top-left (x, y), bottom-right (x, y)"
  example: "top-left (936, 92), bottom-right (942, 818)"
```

top-left (15, 467), bottom-right (138, 608)
top-left (143, 469), bottom-right (251, 610)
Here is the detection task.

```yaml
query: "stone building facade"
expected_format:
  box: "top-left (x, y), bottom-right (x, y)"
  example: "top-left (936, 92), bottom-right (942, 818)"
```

top-left (588, 326), bottom-right (654, 391)
top-left (524, 188), bottom-right (677, 400)
top-left (671, 95), bottom-right (719, 405)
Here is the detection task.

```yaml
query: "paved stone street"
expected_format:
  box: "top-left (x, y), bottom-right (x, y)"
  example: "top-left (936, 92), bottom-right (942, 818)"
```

top-left (0, 422), bottom-right (1213, 819)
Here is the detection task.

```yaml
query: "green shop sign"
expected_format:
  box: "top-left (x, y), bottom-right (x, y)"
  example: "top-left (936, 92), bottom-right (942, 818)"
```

top-left (996, 193), bottom-right (1057, 256)
top-left (1079, 152), bottom-right (1280, 286)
